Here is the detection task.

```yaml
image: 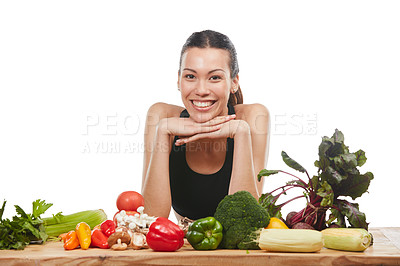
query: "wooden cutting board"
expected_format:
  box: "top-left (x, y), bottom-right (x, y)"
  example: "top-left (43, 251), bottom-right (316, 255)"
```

top-left (1, 227), bottom-right (399, 265)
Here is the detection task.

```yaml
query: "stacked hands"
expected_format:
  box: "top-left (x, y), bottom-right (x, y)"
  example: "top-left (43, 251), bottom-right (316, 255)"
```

top-left (158, 114), bottom-right (249, 147)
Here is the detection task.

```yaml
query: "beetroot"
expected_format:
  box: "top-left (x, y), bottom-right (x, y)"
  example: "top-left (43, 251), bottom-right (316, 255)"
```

top-left (257, 130), bottom-right (373, 230)
top-left (292, 222), bottom-right (315, 230)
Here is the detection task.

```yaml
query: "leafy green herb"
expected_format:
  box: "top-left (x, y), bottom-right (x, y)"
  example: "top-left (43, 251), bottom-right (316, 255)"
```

top-left (258, 129), bottom-right (373, 230)
top-left (0, 199), bottom-right (52, 250)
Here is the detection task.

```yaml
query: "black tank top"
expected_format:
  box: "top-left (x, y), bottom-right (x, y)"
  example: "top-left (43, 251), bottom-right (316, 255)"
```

top-left (169, 105), bottom-right (235, 220)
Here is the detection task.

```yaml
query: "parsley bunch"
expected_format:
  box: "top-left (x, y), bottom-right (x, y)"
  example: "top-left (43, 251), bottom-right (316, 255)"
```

top-left (0, 199), bottom-right (52, 250)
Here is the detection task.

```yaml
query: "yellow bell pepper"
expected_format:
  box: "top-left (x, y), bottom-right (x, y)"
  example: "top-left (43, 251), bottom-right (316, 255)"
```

top-left (75, 222), bottom-right (92, 249)
top-left (265, 217), bottom-right (289, 229)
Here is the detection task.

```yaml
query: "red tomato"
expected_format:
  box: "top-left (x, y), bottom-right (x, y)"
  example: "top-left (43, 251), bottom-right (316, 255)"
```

top-left (116, 191), bottom-right (144, 212)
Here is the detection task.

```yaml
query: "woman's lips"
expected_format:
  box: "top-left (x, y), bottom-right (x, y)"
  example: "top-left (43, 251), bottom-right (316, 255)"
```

top-left (191, 100), bottom-right (216, 111)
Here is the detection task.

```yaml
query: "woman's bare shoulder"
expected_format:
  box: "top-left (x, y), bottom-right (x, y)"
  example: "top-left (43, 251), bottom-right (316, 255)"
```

top-left (146, 102), bottom-right (185, 119)
top-left (234, 103), bottom-right (270, 120)
top-left (234, 103), bottom-right (270, 135)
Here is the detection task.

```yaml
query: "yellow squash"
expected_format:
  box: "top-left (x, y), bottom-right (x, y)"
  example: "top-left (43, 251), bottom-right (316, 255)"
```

top-left (259, 229), bottom-right (323, 252)
top-left (321, 228), bottom-right (372, 252)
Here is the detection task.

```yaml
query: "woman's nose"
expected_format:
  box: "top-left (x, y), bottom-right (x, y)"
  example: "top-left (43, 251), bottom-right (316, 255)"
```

top-left (195, 80), bottom-right (210, 95)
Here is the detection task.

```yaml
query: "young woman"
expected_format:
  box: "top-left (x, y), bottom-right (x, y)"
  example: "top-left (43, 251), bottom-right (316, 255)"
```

top-left (141, 30), bottom-right (270, 220)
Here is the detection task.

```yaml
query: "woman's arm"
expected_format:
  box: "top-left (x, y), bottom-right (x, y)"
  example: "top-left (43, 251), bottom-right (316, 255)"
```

top-left (141, 102), bottom-right (236, 217)
top-left (174, 104), bottom-right (270, 199)
top-left (230, 104), bottom-right (270, 198)
top-left (141, 103), bottom-right (179, 218)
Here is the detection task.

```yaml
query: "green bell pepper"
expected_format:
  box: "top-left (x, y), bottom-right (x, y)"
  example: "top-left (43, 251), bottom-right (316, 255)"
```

top-left (186, 216), bottom-right (223, 250)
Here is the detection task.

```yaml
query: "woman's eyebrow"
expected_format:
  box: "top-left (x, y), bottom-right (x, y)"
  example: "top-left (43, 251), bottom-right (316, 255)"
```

top-left (183, 68), bottom-right (226, 74)
top-left (208, 69), bottom-right (226, 74)
top-left (183, 68), bottom-right (197, 73)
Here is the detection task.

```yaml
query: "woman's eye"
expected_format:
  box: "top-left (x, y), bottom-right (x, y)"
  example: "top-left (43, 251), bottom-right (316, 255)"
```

top-left (210, 75), bottom-right (221, 81)
top-left (185, 74), bottom-right (195, 79)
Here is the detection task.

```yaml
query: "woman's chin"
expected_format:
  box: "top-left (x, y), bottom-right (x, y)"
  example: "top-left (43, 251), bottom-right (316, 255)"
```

top-left (190, 113), bottom-right (213, 123)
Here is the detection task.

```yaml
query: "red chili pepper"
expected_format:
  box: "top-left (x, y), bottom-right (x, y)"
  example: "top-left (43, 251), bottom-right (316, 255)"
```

top-left (91, 228), bottom-right (110, 249)
top-left (100, 219), bottom-right (116, 237)
top-left (146, 217), bottom-right (185, 252)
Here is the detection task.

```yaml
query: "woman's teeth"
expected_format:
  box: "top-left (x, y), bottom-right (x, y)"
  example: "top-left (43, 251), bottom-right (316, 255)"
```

top-left (192, 101), bottom-right (214, 108)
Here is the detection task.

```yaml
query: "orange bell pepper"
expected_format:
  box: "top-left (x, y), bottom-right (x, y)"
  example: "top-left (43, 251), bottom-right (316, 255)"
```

top-left (75, 222), bottom-right (92, 250)
top-left (63, 231), bottom-right (80, 250)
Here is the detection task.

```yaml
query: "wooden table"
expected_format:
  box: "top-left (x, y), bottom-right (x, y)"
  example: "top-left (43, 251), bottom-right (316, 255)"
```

top-left (1, 227), bottom-right (399, 265)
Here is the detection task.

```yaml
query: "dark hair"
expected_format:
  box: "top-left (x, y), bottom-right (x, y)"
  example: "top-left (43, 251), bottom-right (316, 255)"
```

top-left (179, 30), bottom-right (243, 106)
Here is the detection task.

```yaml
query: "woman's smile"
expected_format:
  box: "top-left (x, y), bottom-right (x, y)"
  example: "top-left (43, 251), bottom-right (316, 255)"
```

top-left (191, 100), bottom-right (216, 110)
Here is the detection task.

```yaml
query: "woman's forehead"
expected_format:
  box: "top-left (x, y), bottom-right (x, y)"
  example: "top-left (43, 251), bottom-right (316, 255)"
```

top-left (181, 47), bottom-right (230, 71)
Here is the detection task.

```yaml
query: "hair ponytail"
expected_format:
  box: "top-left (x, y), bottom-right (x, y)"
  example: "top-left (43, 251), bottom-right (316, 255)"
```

top-left (228, 85), bottom-right (243, 106)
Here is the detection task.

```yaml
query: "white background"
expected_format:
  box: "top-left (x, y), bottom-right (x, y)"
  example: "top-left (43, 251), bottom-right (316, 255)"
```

top-left (1, 1), bottom-right (399, 227)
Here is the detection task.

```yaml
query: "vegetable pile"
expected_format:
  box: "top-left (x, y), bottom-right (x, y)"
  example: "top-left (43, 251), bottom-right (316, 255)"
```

top-left (258, 129), bottom-right (374, 230)
top-left (0, 199), bottom-right (107, 250)
top-left (1, 129), bottom-right (376, 254)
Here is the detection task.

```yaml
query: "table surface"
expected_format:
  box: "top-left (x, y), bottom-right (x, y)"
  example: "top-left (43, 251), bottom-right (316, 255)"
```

top-left (1, 227), bottom-right (399, 265)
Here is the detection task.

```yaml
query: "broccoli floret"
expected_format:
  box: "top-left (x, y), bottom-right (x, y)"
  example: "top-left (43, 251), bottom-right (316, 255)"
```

top-left (214, 191), bottom-right (270, 249)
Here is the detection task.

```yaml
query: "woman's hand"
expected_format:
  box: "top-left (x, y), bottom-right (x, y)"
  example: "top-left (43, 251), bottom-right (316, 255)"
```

top-left (174, 115), bottom-right (250, 146)
top-left (158, 114), bottom-right (236, 138)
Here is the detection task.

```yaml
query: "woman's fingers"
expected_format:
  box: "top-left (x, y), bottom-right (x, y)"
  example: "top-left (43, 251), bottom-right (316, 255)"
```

top-left (175, 132), bottom-right (213, 146)
top-left (201, 114), bottom-right (236, 127)
top-left (181, 114), bottom-right (235, 135)
top-left (175, 120), bottom-right (244, 146)
top-left (170, 114), bottom-right (236, 144)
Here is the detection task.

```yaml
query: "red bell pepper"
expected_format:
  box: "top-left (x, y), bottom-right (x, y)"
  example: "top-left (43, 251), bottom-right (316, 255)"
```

top-left (100, 219), bottom-right (116, 237)
top-left (146, 217), bottom-right (184, 251)
top-left (91, 228), bottom-right (110, 249)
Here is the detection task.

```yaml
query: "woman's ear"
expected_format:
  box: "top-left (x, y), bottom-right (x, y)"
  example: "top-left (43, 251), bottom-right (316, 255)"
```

top-left (177, 70), bottom-right (181, 91)
top-left (230, 74), bottom-right (239, 94)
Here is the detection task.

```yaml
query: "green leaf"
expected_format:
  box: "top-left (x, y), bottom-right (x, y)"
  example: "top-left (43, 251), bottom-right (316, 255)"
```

top-left (258, 193), bottom-right (282, 219)
top-left (315, 157), bottom-right (330, 172)
top-left (318, 137), bottom-right (333, 157)
top-left (281, 151), bottom-right (307, 173)
top-left (0, 200), bottom-right (6, 220)
top-left (22, 222), bottom-right (40, 239)
top-left (14, 205), bottom-right (29, 220)
top-left (320, 166), bottom-right (346, 185)
top-left (257, 169), bottom-right (279, 181)
top-left (328, 142), bottom-right (347, 158)
top-left (333, 153), bottom-right (357, 172)
top-left (32, 200), bottom-right (53, 219)
top-left (355, 149), bottom-right (367, 167)
top-left (316, 181), bottom-right (334, 207)
top-left (328, 208), bottom-right (346, 227)
top-left (311, 175), bottom-right (320, 191)
top-left (334, 172), bottom-right (374, 200)
top-left (333, 129), bottom-right (344, 143)
top-left (336, 200), bottom-right (368, 230)
top-left (52, 212), bottom-right (64, 224)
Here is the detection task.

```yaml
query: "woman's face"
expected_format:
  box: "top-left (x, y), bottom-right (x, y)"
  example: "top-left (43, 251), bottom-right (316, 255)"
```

top-left (178, 47), bottom-right (238, 123)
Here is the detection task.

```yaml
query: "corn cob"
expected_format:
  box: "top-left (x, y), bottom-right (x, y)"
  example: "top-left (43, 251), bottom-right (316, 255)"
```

top-left (42, 209), bottom-right (107, 237)
top-left (259, 229), bottom-right (323, 252)
top-left (321, 228), bottom-right (372, 252)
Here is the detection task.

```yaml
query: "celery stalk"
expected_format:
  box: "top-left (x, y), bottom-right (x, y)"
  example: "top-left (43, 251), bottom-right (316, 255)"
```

top-left (42, 209), bottom-right (107, 237)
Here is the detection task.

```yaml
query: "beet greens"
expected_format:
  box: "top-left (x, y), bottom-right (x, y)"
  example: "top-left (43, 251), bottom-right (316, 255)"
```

top-left (258, 129), bottom-right (374, 230)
